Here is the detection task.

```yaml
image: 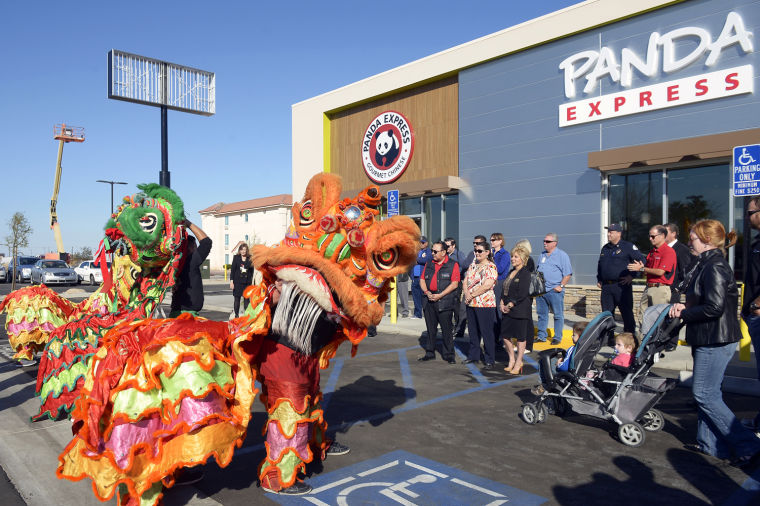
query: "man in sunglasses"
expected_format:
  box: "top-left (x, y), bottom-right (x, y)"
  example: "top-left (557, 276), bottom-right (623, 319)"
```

top-left (536, 233), bottom-right (573, 345)
top-left (628, 224), bottom-right (676, 313)
top-left (418, 241), bottom-right (461, 364)
top-left (741, 197), bottom-right (760, 433)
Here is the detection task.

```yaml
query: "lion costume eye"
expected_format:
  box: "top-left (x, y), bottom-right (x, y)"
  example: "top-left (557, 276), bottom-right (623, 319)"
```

top-left (139, 213), bottom-right (158, 234)
top-left (299, 200), bottom-right (314, 227)
top-left (373, 247), bottom-right (398, 270)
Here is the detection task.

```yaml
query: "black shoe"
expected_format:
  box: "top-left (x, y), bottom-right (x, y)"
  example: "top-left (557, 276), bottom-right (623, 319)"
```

top-left (664, 343), bottom-right (677, 352)
top-left (263, 481), bottom-right (313, 495)
top-left (463, 359), bottom-right (478, 364)
top-left (326, 441), bottom-right (350, 456)
top-left (417, 355), bottom-right (435, 362)
top-left (535, 338), bottom-right (547, 343)
top-left (483, 363), bottom-right (495, 370)
top-left (446, 357), bottom-right (456, 364)
top-left (551, 338), bottom-right (562, 345)
top-left (683, 443), bottom-right (711, 457)
top-left (173, 467), bottom-right (204, 486)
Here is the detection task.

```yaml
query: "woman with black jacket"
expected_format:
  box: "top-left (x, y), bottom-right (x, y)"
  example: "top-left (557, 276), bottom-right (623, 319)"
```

top-left (500, 245), bottom-right (532, 374)
top-left (230, 243), bottom-right (254, 318)
top-left (669, 220), bottom-right (760, 467)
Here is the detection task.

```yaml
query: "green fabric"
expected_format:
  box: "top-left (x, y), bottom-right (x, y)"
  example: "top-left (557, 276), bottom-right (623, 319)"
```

top-left (38, 358), bottom-right (91, 401)
top-left (7, 307), bottom-right (68, 326)
top-left (112, 360), bottom-right (233, 420)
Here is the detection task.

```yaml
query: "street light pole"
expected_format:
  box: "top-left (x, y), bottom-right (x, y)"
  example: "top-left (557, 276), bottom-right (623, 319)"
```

top-left (96, 180), bottom-right (128, 214)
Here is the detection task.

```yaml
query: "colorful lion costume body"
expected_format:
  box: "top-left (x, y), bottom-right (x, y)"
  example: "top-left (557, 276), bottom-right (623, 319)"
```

top-left (0, 183), bottom-right (189, 421)
top-left (55, 173), bottom-right (420, 505)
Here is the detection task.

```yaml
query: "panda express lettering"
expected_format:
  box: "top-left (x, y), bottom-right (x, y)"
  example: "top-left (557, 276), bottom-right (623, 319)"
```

top-left (558, 64), bottom-right (753, 127)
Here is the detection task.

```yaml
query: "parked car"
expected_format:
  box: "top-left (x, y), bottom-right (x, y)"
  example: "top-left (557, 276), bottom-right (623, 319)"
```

top-left (74, 261), bottom-right (110, 285)
top-left (0, 263), bottom-right (6, 283)
top-left (7, 256), bottom-right (39, 283)
top-left (30, 259), bottom-right (78, 285)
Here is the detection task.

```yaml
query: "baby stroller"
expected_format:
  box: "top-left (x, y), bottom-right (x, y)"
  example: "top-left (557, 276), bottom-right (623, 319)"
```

top-left (522, 305), bottom-right (680, 447)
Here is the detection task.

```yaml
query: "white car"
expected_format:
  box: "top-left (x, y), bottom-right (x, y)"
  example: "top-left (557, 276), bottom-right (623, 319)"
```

top-left (75, 261), bottom-right (109, 285)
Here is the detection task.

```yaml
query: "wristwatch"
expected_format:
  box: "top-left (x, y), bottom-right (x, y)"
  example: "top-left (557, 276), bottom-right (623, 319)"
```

top-left (751, 302), bottom-right (759, 311)
top-left (560, 284), bottom-right (565, 288)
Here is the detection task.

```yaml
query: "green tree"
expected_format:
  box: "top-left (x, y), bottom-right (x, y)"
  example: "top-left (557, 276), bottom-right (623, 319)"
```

top-left (5, 212), bottom-right (33, 289)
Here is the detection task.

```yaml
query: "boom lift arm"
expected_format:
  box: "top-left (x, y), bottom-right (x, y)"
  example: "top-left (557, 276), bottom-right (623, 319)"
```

top-left (51, 124), bottom-right (85, 260)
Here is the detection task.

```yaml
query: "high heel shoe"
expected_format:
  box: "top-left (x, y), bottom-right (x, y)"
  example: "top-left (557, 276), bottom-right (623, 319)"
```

top-left (507, 364), bottom-right (523, 375)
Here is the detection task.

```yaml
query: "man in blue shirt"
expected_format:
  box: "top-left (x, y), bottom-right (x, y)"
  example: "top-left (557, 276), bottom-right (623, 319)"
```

top-left (536, 233), bottom-right (573, 345)
top-left (412, 236), bottom-right (431, 318)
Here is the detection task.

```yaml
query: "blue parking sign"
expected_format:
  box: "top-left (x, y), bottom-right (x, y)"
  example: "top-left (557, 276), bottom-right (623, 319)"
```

top-left (387, 189), bottom-right (399, 217)
top-left (733, 144), bottom-right (760, 196)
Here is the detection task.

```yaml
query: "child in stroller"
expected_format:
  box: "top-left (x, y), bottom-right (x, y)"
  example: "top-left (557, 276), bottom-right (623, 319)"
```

top-left (522, 306), bottom-right (679, 447)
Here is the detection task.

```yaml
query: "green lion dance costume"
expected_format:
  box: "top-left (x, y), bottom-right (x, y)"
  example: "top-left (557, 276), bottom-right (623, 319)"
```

top-left (54, 173), bottom-right (420, 505)
top-left (0, 183), bottom-right (188, 421)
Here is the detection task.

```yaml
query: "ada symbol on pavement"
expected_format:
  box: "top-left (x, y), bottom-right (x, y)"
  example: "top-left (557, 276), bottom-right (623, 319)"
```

top-left (266, 449), bottom-right (546, 505)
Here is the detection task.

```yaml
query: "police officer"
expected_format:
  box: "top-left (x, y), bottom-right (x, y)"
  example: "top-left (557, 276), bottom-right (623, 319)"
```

top-left (596, 223), bottom-right (645, 335)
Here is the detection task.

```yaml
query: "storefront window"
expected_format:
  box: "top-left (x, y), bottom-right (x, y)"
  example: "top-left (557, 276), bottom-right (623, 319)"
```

top-left (444, 193), bottom-right (459, 243)
top-left (609, 172), bottom-right (662, 250)
top-left (609, 163), bottom-right (743, 276)
top-left (400, 197), bottom-right (421, 215)
top-left (667, 165), bottom-right (729, 242)
top-left (424, 195), bottom-right (442, 242)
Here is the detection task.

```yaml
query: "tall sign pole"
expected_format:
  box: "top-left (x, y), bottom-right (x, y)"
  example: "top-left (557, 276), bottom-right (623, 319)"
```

top-left (107, 50), bottom-right (215, 188)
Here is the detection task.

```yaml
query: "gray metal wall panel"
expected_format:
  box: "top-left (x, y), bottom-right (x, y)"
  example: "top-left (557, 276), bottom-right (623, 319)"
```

top-left (458, 0), bottom-right (760, 285)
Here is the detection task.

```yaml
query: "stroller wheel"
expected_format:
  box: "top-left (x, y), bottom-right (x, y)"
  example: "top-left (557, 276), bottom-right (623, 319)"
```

top-left (536, 402), bottom-right (548, 423)
top-left (640, 409), bottom-right (665, 432)
top-left (521, 403), bottom-right (539, 424)
top-left (618, 422), bottom-right (646, 447)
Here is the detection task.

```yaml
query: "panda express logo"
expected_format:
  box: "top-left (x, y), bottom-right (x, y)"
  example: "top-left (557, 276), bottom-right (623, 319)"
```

top-left (361, 111), bottom-right (414, 184)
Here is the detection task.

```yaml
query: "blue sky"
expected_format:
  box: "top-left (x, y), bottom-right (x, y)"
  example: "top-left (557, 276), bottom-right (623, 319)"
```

top-left (1, 0), bottom-right (578, 256)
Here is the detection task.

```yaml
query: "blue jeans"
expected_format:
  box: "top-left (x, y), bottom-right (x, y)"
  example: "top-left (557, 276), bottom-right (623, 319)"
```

top-left (691, 342), bottom-right (760, 459)
top-left (412, 277), bottom-right (423, 318)
top-left (536, 289), bottom-right (564, 341)
top-left (744, 315), bottom-right (760, 426)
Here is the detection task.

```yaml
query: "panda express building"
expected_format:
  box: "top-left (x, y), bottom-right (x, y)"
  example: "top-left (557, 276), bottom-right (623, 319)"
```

top-left (292, 0), bottom-right (760, 304)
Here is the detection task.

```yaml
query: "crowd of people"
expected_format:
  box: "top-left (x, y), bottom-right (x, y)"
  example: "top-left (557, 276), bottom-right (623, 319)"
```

top-left (410, 216), bottom-right (760, 469)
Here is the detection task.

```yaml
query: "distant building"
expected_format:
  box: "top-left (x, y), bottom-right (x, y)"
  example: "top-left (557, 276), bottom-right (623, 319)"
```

top-left (199, 194), bottom-right (292, 270)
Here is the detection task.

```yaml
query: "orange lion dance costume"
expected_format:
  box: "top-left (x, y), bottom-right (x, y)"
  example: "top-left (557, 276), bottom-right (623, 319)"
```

top-left (56, 173), bottom-right (419, 504)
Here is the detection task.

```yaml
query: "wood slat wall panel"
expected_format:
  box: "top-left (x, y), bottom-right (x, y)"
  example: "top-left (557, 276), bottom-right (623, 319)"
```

top-left (329, 77), bottom-right (458, 190)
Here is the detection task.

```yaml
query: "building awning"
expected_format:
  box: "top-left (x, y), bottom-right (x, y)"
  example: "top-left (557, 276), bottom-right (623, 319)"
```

top-left (588, 128), bottom-right (760, 172)
top-left (340, 175), bottom-right (465, 200)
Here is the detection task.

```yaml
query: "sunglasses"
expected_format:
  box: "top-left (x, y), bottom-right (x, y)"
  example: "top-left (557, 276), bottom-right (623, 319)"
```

top-left (474, 249), bottom-right (486, 253)
top-left (432, 249), bottom-right (444, 253)
top-left (748, 209), bottom-right (760, 217)
top-left (649, 234), bottom-right (661, 238)
top-left (543, 240), bottom-right (555, 243)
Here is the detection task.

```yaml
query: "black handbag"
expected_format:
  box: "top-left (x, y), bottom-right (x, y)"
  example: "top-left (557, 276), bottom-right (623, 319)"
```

top-left (529, 270), bottom-right (547, 297)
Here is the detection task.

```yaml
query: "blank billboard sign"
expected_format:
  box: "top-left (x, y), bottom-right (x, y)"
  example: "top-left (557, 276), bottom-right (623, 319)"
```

top-left (108, 49), bottom-right (215, 116)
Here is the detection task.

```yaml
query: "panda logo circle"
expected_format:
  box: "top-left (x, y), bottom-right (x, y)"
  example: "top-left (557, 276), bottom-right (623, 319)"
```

top-left (361, 111), bottom-right (414, 184)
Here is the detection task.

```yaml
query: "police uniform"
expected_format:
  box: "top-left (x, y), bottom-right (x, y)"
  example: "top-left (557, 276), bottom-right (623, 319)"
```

top-left (597, 239), bottom-right (645, 332)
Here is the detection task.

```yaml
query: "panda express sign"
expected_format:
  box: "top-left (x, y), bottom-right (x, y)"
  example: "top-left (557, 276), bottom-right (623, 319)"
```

top-left (361, 111), bottom-right (414, 184)
top-left (558, 12), bottom-right (754, 127)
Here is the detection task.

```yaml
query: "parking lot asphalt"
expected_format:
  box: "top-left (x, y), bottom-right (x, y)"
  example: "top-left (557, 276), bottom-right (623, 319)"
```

top-left (0, 280), bottom-right (759, 505)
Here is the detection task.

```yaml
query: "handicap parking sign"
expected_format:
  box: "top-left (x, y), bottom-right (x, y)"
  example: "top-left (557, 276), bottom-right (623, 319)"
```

top-left (266, 450), bottom-right (546, 505)
top-left (733, 144), bottom-right (760, 196)
top-left (387, 189), bottom-right (399, 217)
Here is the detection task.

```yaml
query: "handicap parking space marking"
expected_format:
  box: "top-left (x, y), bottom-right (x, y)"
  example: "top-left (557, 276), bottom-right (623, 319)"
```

top-left (266, 450), bottom-right (547, 505)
